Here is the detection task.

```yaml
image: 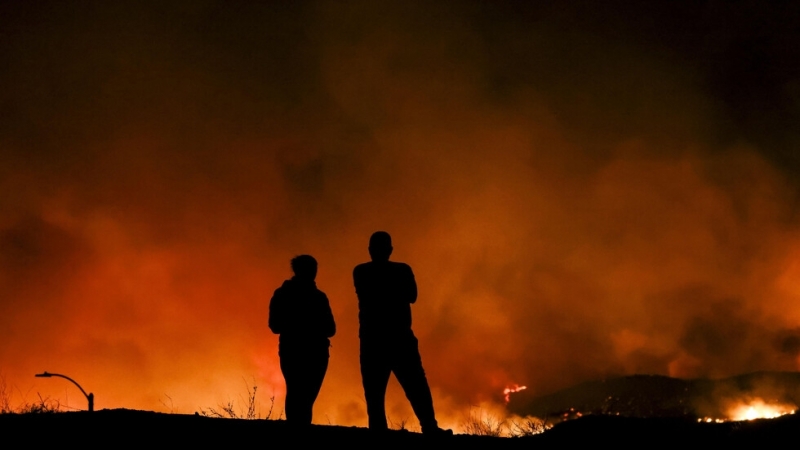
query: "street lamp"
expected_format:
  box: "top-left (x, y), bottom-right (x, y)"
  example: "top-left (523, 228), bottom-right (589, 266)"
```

top-left (35, 371), bottom-right (94, 412)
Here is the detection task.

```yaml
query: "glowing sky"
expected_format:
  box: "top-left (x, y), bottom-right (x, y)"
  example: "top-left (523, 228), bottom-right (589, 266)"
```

top-left (1, 1), bottom-right (799, 428)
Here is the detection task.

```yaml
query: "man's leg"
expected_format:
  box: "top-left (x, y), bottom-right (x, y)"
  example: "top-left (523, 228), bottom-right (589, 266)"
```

top-left (360, 339), bottom-right (392, 430)
top-left (392, 335), bottom-right (439, 432)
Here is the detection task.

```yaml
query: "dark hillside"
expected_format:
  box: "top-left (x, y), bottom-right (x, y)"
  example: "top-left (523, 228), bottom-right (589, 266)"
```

top-left (510, 371), bottom-right (800, 419)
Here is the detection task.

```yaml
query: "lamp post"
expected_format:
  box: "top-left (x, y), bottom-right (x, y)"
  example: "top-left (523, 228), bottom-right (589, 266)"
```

top-left (35, 371), bottom-right (94, 412)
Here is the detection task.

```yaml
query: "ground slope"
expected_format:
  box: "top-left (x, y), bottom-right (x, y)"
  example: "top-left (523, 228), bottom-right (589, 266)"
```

top-left (2, 409), bottom-right (797, 447)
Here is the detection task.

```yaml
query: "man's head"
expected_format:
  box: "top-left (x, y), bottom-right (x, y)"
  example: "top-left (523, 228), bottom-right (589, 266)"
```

top-left (368, 231), bottom-right (393, 262)
top-left (291, 254), bottom-right (318, 280)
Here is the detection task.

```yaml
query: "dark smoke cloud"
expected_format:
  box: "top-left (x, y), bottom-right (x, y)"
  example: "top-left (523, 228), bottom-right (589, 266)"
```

top-left (1, 1), bottom-right (799, 427)
top-left (677, 299), bottom-right (800, 378)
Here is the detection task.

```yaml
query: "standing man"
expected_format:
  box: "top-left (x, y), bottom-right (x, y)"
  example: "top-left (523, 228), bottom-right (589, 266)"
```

top-left (269, 255), bottom-right (336, 426)
top-left (353, 231), bottom-right (450, 436)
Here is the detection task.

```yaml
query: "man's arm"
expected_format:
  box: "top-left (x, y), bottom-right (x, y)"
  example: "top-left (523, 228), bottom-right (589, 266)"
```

top-left (353, 265), bottom-right (363, 299)
top-left (321, 293), bottom-right (336, 338)
top-left (354, 263), bottom-right (375, 303)
top-left (403, 263), bottom-right (418, 304)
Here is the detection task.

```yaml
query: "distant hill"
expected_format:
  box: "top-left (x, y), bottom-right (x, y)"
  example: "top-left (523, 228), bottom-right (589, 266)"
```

top-left (509, 371), bottom-right (800, 419)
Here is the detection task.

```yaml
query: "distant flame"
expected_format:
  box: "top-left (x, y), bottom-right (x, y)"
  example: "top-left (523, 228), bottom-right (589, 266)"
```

top-left (503, 384), bottom-right (527, 403)
top-left (698, 398), bottom-right (797, 423)
top-left (727, 399), bottom-right (796, 421)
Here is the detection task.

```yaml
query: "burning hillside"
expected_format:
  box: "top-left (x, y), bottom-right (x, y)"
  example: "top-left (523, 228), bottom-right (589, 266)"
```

top-left (509, 371), bottom-right (800, 422)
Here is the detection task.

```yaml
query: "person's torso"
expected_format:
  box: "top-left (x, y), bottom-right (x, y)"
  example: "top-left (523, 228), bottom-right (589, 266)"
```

top-left (272, 280), bottom-right (333, 341)
top-left (354, 261), bottom-right (415, 338)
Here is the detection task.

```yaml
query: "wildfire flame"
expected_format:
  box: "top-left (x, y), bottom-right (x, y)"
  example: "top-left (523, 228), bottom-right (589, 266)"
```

top-left (698, 398), bottom-right (797, 423)
top-left (503, 384), bottom-right (527, 403)
top-left (727, 399), bottom-right (796, 422)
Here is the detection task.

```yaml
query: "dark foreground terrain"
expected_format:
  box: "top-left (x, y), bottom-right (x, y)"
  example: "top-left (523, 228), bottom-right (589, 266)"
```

top-left (2, 409), bottom-right (798, 447)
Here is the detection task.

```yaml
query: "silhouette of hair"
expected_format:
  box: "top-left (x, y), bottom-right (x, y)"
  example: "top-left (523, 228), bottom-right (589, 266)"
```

top-left (291, 254), bottom-right (317, 279)
top-left (368, 231), bottom-right (393, 261)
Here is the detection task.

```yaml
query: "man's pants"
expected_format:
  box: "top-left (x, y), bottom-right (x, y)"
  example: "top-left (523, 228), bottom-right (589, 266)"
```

top-left (360, 334), bottom-right (438, 431)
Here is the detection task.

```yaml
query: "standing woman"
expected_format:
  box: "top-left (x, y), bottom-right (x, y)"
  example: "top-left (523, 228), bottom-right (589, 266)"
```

top-left (269, 255), bottom-right (336, 425)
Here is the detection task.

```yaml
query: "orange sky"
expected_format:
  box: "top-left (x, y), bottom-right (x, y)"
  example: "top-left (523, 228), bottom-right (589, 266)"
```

top-left (2, 1), bottom-right (800, 429)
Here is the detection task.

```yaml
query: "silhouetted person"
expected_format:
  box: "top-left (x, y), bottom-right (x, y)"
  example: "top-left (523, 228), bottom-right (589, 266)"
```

top-left (354, 231), bottom-right (451, 436)
top-left (269, 255), bottom-right (335, 425)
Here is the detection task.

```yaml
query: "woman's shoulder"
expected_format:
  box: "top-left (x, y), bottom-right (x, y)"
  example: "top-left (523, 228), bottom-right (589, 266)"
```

top-left (271, 279), bottom-right (292, 295)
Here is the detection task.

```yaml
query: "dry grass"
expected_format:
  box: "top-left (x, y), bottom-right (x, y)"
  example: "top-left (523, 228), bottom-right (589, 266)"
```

top-left (160, 394), bottom-right (175, 413)
top-left (460, 404), bottom-right (552, 437)
top-left (0, 374), bottom-right (61, 414)
top-left (389, 416), bottom-right (418, 432)
top-left (0, 375), bottom-right (11, 414)
top-left (15, 393), bottom-right (61, 414)
top-left (508, 416), bottom-right (551, 437)
top-left (460, 407), bottom-right (505, 437)
top-left (199, 378), bottom-right (273, 420)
